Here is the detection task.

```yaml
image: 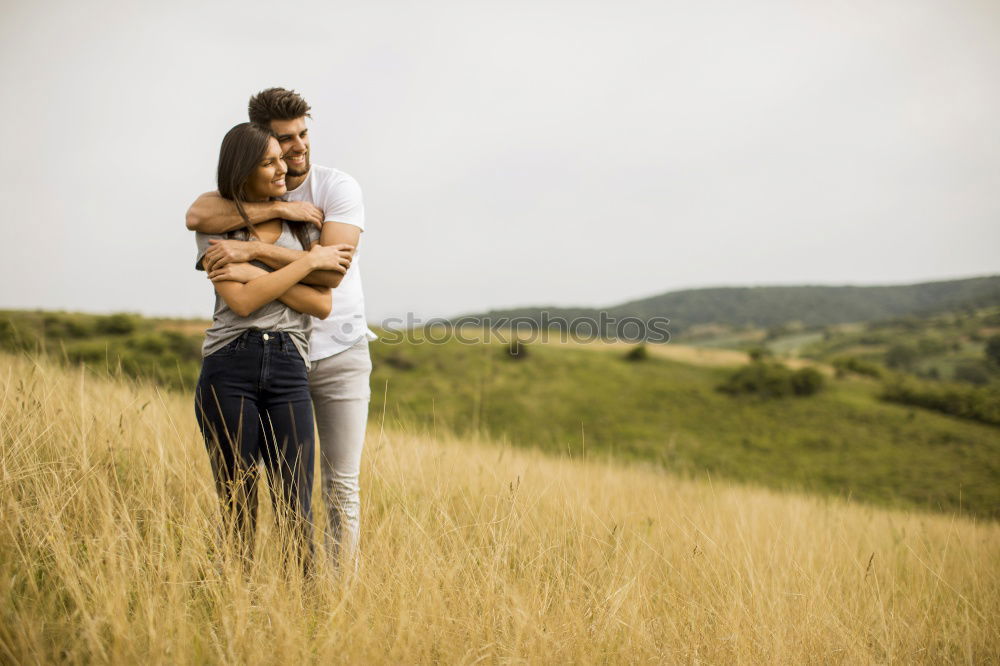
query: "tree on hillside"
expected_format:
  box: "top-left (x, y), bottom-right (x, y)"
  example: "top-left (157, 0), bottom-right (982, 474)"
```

top-left (717, 362), bottom-right (824, 398)
top-left (506, 339), bottom-right (529, 360)
top-left (625, 344), bottom-right (649, 362)
top-left (985, 334), bottom-right (1000, 368)
top-left (954, 363), bottom-right (990, 386)
top-left (885, 343), bottom-right (917, 370)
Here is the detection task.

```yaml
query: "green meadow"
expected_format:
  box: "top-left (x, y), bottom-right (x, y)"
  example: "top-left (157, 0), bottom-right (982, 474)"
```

top-left (2, 309), bottom-right (998, 520)
top-left (369, 332), bottom-right (998, 519)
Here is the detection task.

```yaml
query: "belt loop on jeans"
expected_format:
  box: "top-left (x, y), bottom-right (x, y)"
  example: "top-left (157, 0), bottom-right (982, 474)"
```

top-left (232, 329), bottom-right (251, 350)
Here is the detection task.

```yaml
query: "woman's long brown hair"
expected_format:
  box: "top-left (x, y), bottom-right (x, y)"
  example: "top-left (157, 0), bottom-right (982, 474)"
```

top-left (216, 122), bottom-right (312, 250)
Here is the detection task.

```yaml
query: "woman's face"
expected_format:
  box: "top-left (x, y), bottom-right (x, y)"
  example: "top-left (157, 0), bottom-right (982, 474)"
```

top-left (244, 137), bottom-right (287, 200)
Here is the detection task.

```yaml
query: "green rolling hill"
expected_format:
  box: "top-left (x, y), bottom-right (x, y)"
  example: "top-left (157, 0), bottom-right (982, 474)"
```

top-left (451, 274), bottom-right (1000, 335)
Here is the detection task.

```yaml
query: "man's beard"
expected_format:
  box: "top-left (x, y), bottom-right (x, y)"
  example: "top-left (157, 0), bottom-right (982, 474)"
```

top-left (286, 153), bottom-right (310, 177)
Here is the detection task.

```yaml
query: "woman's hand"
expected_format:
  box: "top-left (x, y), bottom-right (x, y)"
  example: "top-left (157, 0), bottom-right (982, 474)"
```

top-left (208, 262), bottom-right (269, 284)
top-left (204, 239), bottom-right (260, 272)
top-left (307, 243), bottom-right (354, 273)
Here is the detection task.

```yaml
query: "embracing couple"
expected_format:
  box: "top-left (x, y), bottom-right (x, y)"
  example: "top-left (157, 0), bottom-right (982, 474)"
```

top-left (186, 88), bottom-right (374, 575)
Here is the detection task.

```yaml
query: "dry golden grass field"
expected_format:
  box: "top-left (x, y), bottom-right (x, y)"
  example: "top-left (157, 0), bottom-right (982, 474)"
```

top-left (1, 352), bottom-right (997, 664)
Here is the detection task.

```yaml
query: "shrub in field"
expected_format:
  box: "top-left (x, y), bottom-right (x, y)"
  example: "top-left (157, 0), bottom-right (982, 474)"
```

top-left (42, 313), bottom-right (94, 339)
top-left (953, 362), bottom-right (992, 386)
top-left (0, 311), bottom-right (205, 392)
top-left (161, 330), bottom-right (203, 362)
top-left (790, 367), bottom-right (825, 396)
top-left (96, 313), bottom-right (139, 335)
top-left (764, 324), bottom-right (790, 341)
top-left (383, 353), bottom-right (416, 371)
top-left (65, 339), bottom-right (112, 364)
top-left (718, 361), bottom-right (824, 398)
top-left (126, 333), bottom-right (169, 355)
top-left (63, 317), bottom-right (95, 338)
top-left (986, 334), bottom-right (1000, 367)
top-left (858, 333), bottom-right (890, 344)
top-left (880, 374), bottom-right (1000, 426)
top-left (831, 355), bottom-right (884, 379)
top-left (624, 344), bottom-right (649, 362)
top-left (717, 362), bottom-right (777, 397)
top-left (506, 339), bottom-right (529, 360)
top-left (746, 346), bottom-right (773, 362)
top-left (885, 342), bottom-right (918, 370)
top-left (718, 362), bottom-right (792, 398)
top-left (0, 318), bottom-right (24, 350)
top-left (916, 336), bottom-right (949, 355)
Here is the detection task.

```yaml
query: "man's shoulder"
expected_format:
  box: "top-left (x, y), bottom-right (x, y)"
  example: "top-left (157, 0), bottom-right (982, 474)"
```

top-left (311, 164), bottom-right (361, 191)
top-left (308, 165), bottom-right (365, 227)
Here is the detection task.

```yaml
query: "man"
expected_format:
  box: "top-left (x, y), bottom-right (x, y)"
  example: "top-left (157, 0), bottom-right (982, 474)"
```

top-left (187, 87), bottom-right (374, 573)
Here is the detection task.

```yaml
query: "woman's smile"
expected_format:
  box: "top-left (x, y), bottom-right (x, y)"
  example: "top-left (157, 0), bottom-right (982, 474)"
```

top-left (244, 136), bottom-right (288, 200)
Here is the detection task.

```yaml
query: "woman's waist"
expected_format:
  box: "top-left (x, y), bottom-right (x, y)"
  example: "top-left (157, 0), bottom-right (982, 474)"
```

top-left (230, 328), bottom-right (299, 340)
top-left (206, 306), bottom-right (312, 337)
top-left (203, 315), bottom-right (311, 348)
top-left (205, 323), bottom-right (308, 343)
top-left (201, 327), bottom-right (310, 361)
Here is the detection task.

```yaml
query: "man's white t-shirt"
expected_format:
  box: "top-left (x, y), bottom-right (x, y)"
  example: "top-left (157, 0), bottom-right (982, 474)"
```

top-left (282, 164), bottom-right (377, 361)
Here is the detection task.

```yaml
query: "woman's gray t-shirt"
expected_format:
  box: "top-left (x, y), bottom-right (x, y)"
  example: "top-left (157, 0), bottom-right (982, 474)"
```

top-left (195, 222), bottom-right (320, 366)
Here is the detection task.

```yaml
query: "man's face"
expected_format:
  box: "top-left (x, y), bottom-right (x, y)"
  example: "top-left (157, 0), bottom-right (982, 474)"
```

top-left (270, 117), bottom-right (310, 177)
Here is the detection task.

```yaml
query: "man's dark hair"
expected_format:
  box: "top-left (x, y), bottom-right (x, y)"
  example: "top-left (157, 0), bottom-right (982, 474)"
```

top-left (248, 87), bottom-right (312, 126)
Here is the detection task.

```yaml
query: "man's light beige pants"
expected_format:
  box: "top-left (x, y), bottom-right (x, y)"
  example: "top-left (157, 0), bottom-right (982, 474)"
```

top-left (308, 338), bottom-right (372, 573)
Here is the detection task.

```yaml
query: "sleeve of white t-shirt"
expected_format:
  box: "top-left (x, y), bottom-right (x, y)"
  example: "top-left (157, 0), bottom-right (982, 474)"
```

top-left (319, 172), bottom-right (365, 231)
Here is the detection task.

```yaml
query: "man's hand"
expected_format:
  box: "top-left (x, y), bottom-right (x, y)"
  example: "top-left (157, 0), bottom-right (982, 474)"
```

top-left (307, 243), bottom-right (354, 273)
top-left (208, 262), bottom-right (269, 284)
top-left (279, 201), bottom-right (324, 229)
top-left (203, 239), bottom-right (259, 272)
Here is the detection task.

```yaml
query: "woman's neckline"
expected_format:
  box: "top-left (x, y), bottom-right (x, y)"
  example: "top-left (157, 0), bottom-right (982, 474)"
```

top-left (248, 220), bottom-right (285, 245)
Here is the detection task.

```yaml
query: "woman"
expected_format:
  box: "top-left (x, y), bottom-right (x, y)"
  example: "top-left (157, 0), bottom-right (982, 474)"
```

top-left (194, 122), bottom-right (351, 570)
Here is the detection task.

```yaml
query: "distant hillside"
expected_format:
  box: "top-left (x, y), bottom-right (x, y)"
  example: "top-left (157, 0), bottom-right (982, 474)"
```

top-left (451, 275), bottom-right (1000, 335)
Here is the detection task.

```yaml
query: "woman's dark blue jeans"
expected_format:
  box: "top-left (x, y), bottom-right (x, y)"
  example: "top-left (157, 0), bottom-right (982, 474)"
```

top-left (195, 330), bottom-right (315, 570)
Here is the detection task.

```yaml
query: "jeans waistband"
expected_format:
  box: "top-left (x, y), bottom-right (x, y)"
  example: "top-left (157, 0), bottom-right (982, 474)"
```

top-left (235, 329), bottom-right (297, 352)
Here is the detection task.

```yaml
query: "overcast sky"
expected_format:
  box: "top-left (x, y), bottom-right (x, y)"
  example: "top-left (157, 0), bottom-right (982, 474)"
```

top-left (0, 0), bottom-right (997, 323)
